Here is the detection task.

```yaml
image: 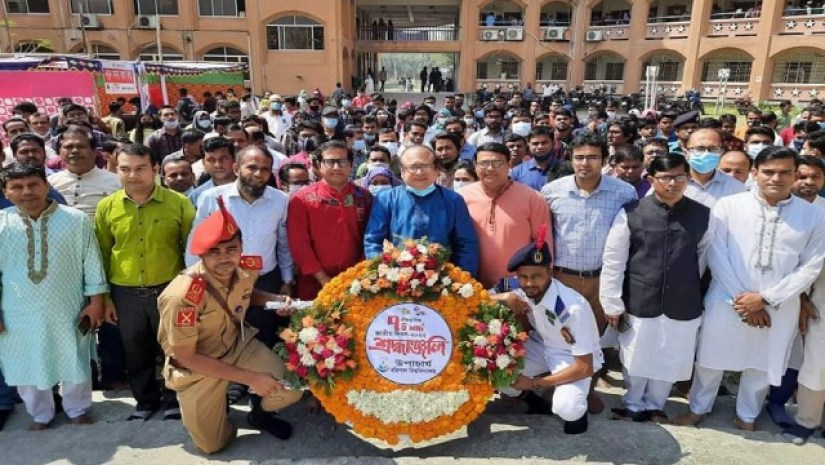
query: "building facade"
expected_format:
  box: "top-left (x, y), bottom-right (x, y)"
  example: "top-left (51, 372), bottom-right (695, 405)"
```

top-left (0, 0), bottom-right (821, 102)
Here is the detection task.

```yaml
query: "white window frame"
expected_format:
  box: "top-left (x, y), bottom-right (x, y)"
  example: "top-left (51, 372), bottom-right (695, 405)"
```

top-left (201, 46), bottom-right (248, 64)
top-left (197, 0), bottom-right (242, 18)
top-left (266, 16), bottom-right (325, 51)
top-left (69, 0), bottom-right (113, 15)
top-left (133, 0), bottom-right (179, 16)
top-left (139, 46), bottom-right (184, 62)
top-left (4, 0), bottom-right (50, 14)
top-left (91, 44), bottom-right (120, 60)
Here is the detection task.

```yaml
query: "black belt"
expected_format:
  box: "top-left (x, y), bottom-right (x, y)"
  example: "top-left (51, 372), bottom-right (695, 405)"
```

top-left (554, 266), bottom-right (601, 278)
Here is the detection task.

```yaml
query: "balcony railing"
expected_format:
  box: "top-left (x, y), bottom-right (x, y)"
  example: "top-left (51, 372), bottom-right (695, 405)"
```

top-left (586, 24), bottom-right (630, 41)
top-left (647, 14), bottom-right (691, 24)
top-left (357, 26), bottom-right (459, 42)
top-left (709, 11), bottom-right (762, 20)
top-left (779, 14), bottom-right (825, 35)
top-left (770, 83), bottom-right (824, 101)
top-left (707, 18), bottom-right (760, 37)
top-left (646, 21), bottom-right (690, 39)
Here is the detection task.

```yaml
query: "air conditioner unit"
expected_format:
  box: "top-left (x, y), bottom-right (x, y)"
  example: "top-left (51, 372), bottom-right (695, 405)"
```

top-left (545, 27), bottom-right (566, 40)
top-left (586, 30), bottom-right (604, 41)
top-left (135, 14), bottom-right (158, 29)
top-left (481, 30), bottom-right (498, 41)
top-left (506, 27), bottom-right (524, 41)
top-left (77, 14), bottom-right (101, 30)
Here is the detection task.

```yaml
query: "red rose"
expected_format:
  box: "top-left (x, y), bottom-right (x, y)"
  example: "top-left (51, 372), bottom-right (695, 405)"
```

top-left (473, 347), bottom-right (487, 357)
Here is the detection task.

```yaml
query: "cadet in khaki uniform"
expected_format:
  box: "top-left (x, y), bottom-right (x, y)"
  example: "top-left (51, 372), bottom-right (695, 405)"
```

top-left (158, 197), bottom-right (302, 454)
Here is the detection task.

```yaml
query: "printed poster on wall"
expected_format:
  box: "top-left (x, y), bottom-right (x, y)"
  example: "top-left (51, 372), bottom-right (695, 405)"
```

top-left (101, 61), bottom-right (138, 94)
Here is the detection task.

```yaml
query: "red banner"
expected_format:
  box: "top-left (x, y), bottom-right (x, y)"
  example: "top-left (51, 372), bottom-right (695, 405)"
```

top-left (0, 71), bottom-right (97, 131)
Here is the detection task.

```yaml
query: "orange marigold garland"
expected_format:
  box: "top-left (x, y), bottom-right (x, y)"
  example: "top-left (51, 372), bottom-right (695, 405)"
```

top-left (277, 239), bottom-right (525, 447)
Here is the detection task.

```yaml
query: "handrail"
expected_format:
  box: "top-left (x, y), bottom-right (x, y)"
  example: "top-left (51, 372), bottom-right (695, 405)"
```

top-left (357, 25), bottom-right (459, 42)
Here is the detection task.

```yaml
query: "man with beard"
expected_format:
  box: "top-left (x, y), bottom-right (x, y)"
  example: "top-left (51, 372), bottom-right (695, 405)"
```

top-left (162, 155), bottom-right (196, 195)
top-left (467, 105), bottom-right (508, 146)
top-left (511, 126), bottom-right (572, 191)
top-left (187, 146), bottom-right (293, 350)
top-left (430, 132), bottom-right (461, 189)
top-left (189, 137), bottom-right (238, 207)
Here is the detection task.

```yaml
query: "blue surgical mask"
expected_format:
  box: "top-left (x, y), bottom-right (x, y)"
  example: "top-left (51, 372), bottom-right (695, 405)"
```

top-left (364, 133), bottom-right (376, 143)
top-left (474, 110), bottom-right (484, 119)
top-left (793, 139), bottom-right (804, 150)
top-left (369, 184), bottom-right (391, 195)
top-left (688, 150), bottom-right (721, 174)
top-left (511, 122), bottom-right (531, 137)
top-left (352, 140), bottom-right (366, 151)
top-left (270, 102), bottom-right (282, 111)
top-left (323, 117), bottom-right (339, 129)
top-left (342, 100), bottom-right (352, 108)
top-left (747, 143), bottom-right (768, 159)
top-left (380, 142), bottom-right (398, 156)
top-left (819, 122), bottom-right (825, 130)
top-left (406, 184), bottom-right (436, 197)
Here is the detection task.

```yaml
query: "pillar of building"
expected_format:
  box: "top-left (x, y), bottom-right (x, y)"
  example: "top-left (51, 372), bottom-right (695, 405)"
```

top-left (680, 0), bottom-right (714, 93)
top-left (750, 1), bottom-right (785, 101)
top-left (459, 2), bottom-right (480, 93)
top-left (568, 2), bottom-right (592, 88)
top-left (623, 0), bottom-right (651, 93)
top-left (521, 0), bottom-right (542, 89)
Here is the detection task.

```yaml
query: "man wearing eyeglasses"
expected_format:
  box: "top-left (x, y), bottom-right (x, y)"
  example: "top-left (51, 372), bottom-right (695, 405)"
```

top-left (678, 128), bottom-right (747, 209)
top-left (364, 144), bottom-right (479, 276)
top-left (288, 140), bottom-right (373, 300)
top-left (600, 154), bottom-right (710, 424)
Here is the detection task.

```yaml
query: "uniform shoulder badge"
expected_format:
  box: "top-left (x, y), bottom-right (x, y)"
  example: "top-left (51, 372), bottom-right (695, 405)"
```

top-left (240, 255), bottom-right (263, 271)
top-left (185, 274), bottom-right (206, 305)
top-left (175, 306), bottom-right (197, 328)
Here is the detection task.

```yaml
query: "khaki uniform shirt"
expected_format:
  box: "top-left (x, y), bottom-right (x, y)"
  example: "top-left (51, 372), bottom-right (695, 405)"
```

top-left (158, 261), bottom-right (259, 362)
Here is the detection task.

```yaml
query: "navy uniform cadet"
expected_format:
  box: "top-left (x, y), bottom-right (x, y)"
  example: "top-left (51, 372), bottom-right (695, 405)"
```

top-left (157, 197), bottom-right (302, 454)
top-left (494, 225), bottom-right (604, 434)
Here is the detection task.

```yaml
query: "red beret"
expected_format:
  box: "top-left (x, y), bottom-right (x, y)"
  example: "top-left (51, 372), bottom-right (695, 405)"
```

top-left (189, 196), bottom-right (240, 255)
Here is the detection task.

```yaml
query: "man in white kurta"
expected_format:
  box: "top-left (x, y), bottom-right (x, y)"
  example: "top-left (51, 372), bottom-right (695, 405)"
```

top-left (601, 154), bottom-right (710, 422)
top-left (676, 148), bottom-right (825, 430)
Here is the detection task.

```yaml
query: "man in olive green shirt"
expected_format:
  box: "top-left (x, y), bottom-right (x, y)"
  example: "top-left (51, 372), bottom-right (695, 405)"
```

top-left (95, 144), bottom-right (195, 421)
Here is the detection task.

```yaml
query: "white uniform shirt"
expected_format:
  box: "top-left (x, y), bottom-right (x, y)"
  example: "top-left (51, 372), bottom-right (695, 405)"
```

top-left (48, 166), bottom-right (121, 219)
top-left (799, 194), bottom-right (825, 390)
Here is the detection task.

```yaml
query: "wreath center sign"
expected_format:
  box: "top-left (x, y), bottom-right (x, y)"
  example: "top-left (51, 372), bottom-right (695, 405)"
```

top-left (365, 303), bottom-right (452, 385)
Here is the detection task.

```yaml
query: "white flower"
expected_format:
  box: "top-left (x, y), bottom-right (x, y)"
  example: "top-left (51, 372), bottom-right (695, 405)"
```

top-left (417, 244), bottom-right (428, 255)
top-left (488, 319), bottom-right (502, 336)
top-left (416, 263), bottom-right (426, 273)
top-left (398, 251), bottom-right (414, 262)
top-left (410, 279), bottom-right (420, 289)
top-left (349, 280), bottom-right (362, 295)
top-left (386, 268), bottom-right (400, 282)
top-left (370, 285), bottom-right (381, 293)
top-left (298, 327), bottom-right (319, 344)
top-left (458, 283), bottom-right (475, 298)
top-left (473, 357), bottom-right (487, 369)
top-left (441, 289), bottom-right (449, 297)
top-left (377, 263), bottom-right (390, 277)
top-left (441, 277), bottom-right (452, 286)
top-left (399, 267), bottom-right (414, 278)
top-left (346, 389), bottom-right (470, 424)
top-left (324, 357), bottom-right (336, 369)
top-left (300, 353), bottom-right (316, 367)
top-left (509, 347), bottom-right (517, 356)
top-left (426, 275), bottom-right (439, 287)
top-left (313, 344), bottom-right (324, 354)
top-left (473, 335), bottom-right (488, 347)
top-left (495, 354), bottom-right (512, 370)
top-left (297, 344), bottom-right (309, 356)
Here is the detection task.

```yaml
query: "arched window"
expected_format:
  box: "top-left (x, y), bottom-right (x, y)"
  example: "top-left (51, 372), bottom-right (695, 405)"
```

top-left (14, 42), bottom-right (52, 53)
top-left (772, 50), bottom-right (825, 84)
top-left (477, 53), bottom-right (521, 80)
top-left (202, 47), bottom-right (248, 64)
top-left (91, 44), bottom-right (120, 60)
top-left (139, 45), bottom-right (184, 62)
top-left (701, 51), bottom-right (752, 82)
top-left (267, 15), bottom-right (324, 51)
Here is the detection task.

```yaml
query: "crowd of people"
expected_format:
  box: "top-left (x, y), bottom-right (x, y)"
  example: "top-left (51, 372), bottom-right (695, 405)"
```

top-left (1, 84), bottom-right (825, 454)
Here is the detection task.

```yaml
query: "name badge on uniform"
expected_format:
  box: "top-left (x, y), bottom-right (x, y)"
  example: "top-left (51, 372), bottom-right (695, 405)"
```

top-left (186, 275), bottom-right (206, 305)
top-left (240, 255), bottom-right (263, 271)
top-left (344, 194), bottom-right (354, 207)
top-left (175, 306), bottom-right (197, 328)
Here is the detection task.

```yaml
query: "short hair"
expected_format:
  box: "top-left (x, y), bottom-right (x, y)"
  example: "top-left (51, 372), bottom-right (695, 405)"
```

top-left (610, 121), bottom-right (634, 138)
top-left (10, 133), bottom-right (45, 155)
top-left (62, 118), bottom-right (94, 131)
top-left (235, 145), bottom-right (274, 165)
top-left (658, 111), bottom-right (677, 122)
top-left (554, 108), bottom-right (574, 118)
top-left (721, 150), bottom-right (753, 169)
top-left (794, 121), bottom-right (821, 134)
top-left (405, 120), bottom-right (429, 133)
top-left (367, 145), bottom-right (391, 160)
top-left (444, 116), bottom-right (466, 130)
top-left (718, 114), bottom-right (738, 125)
top-left (158, 105), bottom-right (177, 114)
top-left (760, 112), bottom-right (778, 125)
top-left (221, 100), bottom-right (241, 110)
top-left (455, 159), bottom-right (479, 181)
top-left (528, 125), bottom-right (554, 141)
top-left (505, 133), bottom-right (527, 145)
top-left (483, 104), bottom-right (505, 116)
top-left (161, 152), bottom-right (193, 172)
top-left (475, 142), bottom-right (509, 160)
top-left (297, 121), bottom-right (323, 134)
top-left (226, 123), bottom-right (247, 137)
top-left (430, 132), bottom-right (461, 151)
top-left (108, 101), bottom-right (121, 113)
top-left (780, 100), bottom-right (792, 108)
top-left (400, 144), bottom-right (436, 164)
top-left (181, 130), bottom-right (205, 145)
top-left (116, 143), bottom-right (158, 165)
top-left (278, 162), bottom-right (309, 185)
top-left (61, 103), bottom-right (87, 116)
top-left (805, 131), bottom-right (825, 154)
top-left (2, 116), bottom-right (28, 131)
top-left (56, 127), bottom-right (96, 151)
top-left (744, 126), bottom-right (776, 142)
top-left (699, 118), bottom-right (721, 129)
top-left (570, 133), bottom-right (609, 160)
top-left (361, 115), bottom-right (378, 126)
top-left (212, 116), bottom-right (231, 128)
top-left (753, 146), bottom-right (799, 169)
top-left (315, 140), bottom-right (353, 164)
top-left (0, 162), bottom-right (47, 189)
top-left (647, 154), bottom-right (690, 177)
top-left (613, 145), bottom-right (644, 165)
top-left (203, 136), bottom-right (236, 156)
top-left (101, 140), bottom-right (119, 154)
top-left (378, 127), bottom-right (398, 137)
top-left (343, 126), bottom-right (363, 139)
top-left (798, 155), bottom-right (825, 175)
top-left (13, 101), bottom-right (38, 115)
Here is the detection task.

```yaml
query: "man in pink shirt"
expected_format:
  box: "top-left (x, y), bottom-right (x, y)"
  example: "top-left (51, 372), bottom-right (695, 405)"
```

top-left (460, 142), bottom-right (550, 289)
top-left (351, 88), bottom-right (372, 110)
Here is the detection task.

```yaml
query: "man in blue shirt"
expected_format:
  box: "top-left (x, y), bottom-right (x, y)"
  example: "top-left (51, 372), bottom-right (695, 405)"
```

top-left (512, 126), bottom-right (572, 191)
top-left (364, 144), bottom-right (479, 276)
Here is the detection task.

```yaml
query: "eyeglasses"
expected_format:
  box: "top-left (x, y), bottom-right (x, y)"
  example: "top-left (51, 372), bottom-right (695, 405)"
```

top-left (476, 160), bottom-right (507, 169)
top-left (320, 159), bottom-right (352, 168)
top-left (653, 174), bottom-right (689, 183)
top-left (401, 163), bottom-right (435, 173)
top-left (572, 155), bottom-right (602, 162)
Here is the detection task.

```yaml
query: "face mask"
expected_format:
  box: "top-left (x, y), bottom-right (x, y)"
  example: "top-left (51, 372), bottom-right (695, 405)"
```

top-left (606, 111), bottom-right (616, 118)
top-left (436, 118), bottom-right (447, 127)
top-left (352, 140), bottom-right (366, 151)
top-left (323, 117), bottom-right (339, 129)
top-left (453, 180), bottom-right (472, 191)
top-left (164, 119), bottom-right (179, 130)
top-left (380, 142), bottom-right (399, 156)
top-left (463, 118), bottom-right (474, 126)
top-left (426, 103), bottom-right (435, 110)
top-left (364, 133), bottom-right (376, 143)
top-left (474, 110), bottom-right (484, 119)
top-left (533, 150), bottom-right (555, 163)
top-left (748, 120), bottom-right (760, 127)
top-left (368, 161), bottom-right (390, 170)
top-left (196, 120), bottom-right (212, 130)
top-left (747, 143), bottom-right (768, 159)
top-left (511, 122), bottom-right (532, 137)
top-left (819, 122), bottom-right (825, 130)
top-left (270, 102), bottom-right (282, 111)
top-left (342, 100), bottom-right (352, 108)
top-left (288, 184), bottom-right (305, 195)
top-left (369, 184), bottom-right (391, 195)
top-left (406, 184), bottom-right (436, 197)
top-left (688, 150), bottom-right (721, 174)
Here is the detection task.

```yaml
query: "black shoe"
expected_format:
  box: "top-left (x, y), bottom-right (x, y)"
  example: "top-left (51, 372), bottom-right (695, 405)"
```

top-left (0, 409), bottom-right (12, 431)
top-left (53, 390), bottom-right (64, 415)
top-left (564, 414), bottom-right (589, 435)
top-left (227, 383), bottom-right (248, 405)
top-left (247, 411), bottom-right (293, 440)
top-left (522, 391), bottom-right (552, 415)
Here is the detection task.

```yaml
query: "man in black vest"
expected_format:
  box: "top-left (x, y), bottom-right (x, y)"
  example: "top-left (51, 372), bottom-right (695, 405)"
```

top-left (599, 154), bottom-right (710, 423)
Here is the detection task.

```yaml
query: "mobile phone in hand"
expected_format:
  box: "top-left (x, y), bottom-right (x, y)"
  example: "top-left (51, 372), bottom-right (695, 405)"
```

top-left (76, 315), bottom-right (92, 336)
top-left (617, 314), bottom-right (631, 333)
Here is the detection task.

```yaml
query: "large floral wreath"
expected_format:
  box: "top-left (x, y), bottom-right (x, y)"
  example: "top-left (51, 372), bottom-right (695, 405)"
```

top-left (277, 239), bottom-right (526, 447)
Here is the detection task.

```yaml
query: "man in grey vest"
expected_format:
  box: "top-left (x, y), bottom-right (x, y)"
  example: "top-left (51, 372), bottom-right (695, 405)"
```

top-left (600, 154), bottom-right (711, 423)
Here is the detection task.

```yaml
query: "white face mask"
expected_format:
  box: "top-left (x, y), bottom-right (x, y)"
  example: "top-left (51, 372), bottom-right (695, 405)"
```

top-left (453, 180), bottom-right (472, 191)
top-left (747, 143), bottom-right (768, 159)
top-left (367, 161), bottom-right (390, 170)
top-left (381, 142), bottom-right (399, 156)
top-left (511, 121), bottom-right (532, 137)
top-left (288, 184), bottom-right (305, 195)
